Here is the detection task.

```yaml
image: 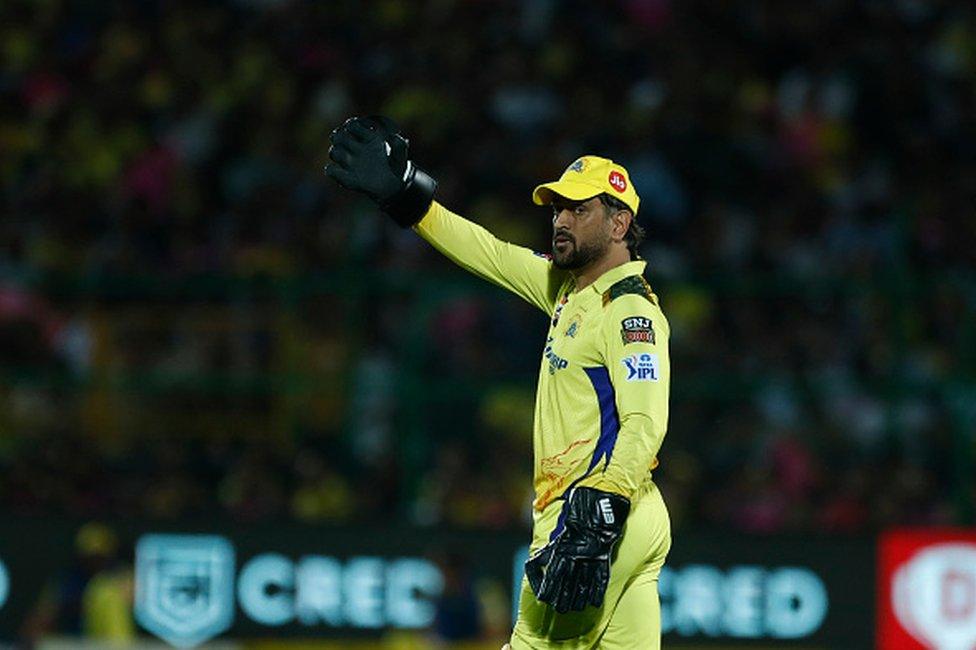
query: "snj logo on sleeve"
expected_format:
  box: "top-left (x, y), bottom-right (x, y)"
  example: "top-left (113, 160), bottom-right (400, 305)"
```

top-left (621, 316), bottom-right (654, 345)
top-left (622, 353), bottom-right (659, 382)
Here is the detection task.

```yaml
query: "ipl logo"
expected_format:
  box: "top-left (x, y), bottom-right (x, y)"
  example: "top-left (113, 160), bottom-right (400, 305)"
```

top-left (622, 353), bottom-right (659, 382)
top-left (892, 543), bottom-right (976, 650)
top-left (135, 535), bottom-right (235, 648)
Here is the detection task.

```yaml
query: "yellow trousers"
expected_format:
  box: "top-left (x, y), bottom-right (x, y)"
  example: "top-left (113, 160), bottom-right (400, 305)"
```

top-left (510, 480), bottom-right (671, 649)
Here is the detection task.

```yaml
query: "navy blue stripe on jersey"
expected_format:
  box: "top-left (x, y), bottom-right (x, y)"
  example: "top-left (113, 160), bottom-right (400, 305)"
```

top-left (546, 366), bottom-right (621, 543)
top-left (549, 507), bottom-right (568, 543)
top-left (583, 366), bottom-right (622, 474)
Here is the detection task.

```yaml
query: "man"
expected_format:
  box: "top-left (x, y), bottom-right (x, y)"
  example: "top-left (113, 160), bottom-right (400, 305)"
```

top-left (326, 116), bottom-right (671, 649)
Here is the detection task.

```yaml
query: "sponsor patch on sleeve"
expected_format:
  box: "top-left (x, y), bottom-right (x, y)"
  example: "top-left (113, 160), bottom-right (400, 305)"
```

top-left (620, 316), bottom-right (654, 345)
top-left (621, 353), bottom-right (660, 382)
top-left (534, 251), bottom-right (553, 260)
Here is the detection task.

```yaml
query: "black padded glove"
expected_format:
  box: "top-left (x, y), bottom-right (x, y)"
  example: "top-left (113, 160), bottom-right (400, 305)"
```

top-left (324, 115), bottom-right (437, 227)
top-left (525, 487), bottom-right (630, 613)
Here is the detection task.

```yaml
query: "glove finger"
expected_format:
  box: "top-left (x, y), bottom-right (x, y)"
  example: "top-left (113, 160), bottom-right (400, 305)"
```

top-left (525, 560), bottom-right (543, 598)
top-left (361, 115), bottom-right (408, 175)
top-left (524, 546), bottom-right (552, 598)
top-left (589, 562), bottom-right (610, 608)
top-left (345, 118), bottom-right (378, 143)
top-left (554, 561), bottom-right (581, 614)
top-left (536, 566), bottom-right (557, 604)
top-left (571, 564), bottom-right (593, 612)
top-left (367, 114), bottom-right (401, 137)
top-left (327, 141), bottom-right (357, 167)
top-left (387, 133), bottom-right (409, 178)
top-left (330, 126), bottom-right (364, 150)
top-left (324, 163), bottom-right (356, 188)
top-left (538, 554), bottom-right (568, 605)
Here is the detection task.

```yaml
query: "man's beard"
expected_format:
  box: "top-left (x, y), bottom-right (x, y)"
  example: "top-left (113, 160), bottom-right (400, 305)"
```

top-left (552, 233), bottom-right (611, 270)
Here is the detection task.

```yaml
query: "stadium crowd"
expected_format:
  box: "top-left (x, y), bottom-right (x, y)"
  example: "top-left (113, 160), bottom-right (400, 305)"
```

top-left (1, 0), bottom-right (975, 539)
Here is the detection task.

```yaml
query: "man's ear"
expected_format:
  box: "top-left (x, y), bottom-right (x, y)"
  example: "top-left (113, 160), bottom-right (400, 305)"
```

top-left (612, 209), bottom-right (633, 242)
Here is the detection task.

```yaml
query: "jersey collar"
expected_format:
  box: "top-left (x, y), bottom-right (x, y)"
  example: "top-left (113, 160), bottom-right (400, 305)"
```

top-left (589, 260), bottom-right (648, 295)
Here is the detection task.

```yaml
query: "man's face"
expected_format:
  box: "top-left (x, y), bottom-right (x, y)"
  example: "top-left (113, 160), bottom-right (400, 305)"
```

top-left (551, 196), bottom-right (612, 270)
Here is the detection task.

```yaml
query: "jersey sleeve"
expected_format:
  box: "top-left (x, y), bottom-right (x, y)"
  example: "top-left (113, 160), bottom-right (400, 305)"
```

top-left (577, 293), bottom-right (670, 499)
top-left (413, 201), bottom-right (566, 314)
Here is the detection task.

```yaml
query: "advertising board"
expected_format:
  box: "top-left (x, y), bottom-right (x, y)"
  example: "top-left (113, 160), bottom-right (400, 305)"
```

top-left (878, 528), bottom-right (976, 650)
top-left (0, 519), bottom-right (887, 648)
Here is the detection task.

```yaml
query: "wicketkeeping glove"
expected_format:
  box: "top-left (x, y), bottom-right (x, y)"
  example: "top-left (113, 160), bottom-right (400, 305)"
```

top-left (324, 115), bottom-right (437, 227)
top-left (525, 487), bottom-right (630, 613)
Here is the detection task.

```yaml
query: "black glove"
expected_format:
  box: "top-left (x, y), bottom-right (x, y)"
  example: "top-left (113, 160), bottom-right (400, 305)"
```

top-left (324, 115), bottom-right (437, 227)
top-left (525, 487), bottom-right (630, 613)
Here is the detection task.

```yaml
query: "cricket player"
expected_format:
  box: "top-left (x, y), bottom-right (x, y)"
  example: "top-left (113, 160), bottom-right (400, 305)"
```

top-left (326, 116), bottom-right (671, 649)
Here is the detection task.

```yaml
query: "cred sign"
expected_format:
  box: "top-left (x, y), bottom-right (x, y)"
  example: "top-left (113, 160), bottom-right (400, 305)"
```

top-left (879, 529), bottom-right (976, 650)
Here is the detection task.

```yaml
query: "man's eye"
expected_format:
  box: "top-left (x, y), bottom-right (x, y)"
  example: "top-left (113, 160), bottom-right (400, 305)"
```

top-left (574, 205), bottom-right (586, 215)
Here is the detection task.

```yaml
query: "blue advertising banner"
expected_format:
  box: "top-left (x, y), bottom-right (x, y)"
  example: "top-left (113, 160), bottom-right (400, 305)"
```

top-left (0, 518), bottom-right (873, 647)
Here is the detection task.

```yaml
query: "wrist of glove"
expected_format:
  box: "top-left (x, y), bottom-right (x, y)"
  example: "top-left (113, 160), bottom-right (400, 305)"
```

top-left (324, 115), bottom-right (436, 227)
top-left (525, 487), bottom-right (630, 613)
top-left (380, 162), bottom-right (438, 228)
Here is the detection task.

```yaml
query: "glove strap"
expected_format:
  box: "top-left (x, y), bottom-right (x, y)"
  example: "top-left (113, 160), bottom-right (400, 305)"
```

top-left (566, 487), bottom-right (630, 539)
top-left (381, 164), bottom-right (437, 228)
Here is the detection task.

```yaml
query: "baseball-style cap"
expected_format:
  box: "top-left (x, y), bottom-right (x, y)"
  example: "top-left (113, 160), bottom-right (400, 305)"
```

top-left (532, 155), bottom-right (640, 216)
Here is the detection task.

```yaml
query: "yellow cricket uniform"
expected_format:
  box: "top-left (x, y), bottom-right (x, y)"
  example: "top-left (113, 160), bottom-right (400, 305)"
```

top-left (415, 200), bottom-right (672, 649)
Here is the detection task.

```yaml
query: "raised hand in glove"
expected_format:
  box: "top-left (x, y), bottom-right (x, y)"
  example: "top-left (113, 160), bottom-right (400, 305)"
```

top-left (324, 115), bottom-right (437, 227)
top-left (525, 487), bottom-right (630, 613)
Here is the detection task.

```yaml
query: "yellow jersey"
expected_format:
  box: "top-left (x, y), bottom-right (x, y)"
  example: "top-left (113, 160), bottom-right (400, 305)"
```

top-left (415, 202), bottom-right (670, 526)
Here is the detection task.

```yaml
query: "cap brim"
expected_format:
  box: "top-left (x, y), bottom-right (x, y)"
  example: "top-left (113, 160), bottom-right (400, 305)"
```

top-left (532, 180), bottom-right (604, 206)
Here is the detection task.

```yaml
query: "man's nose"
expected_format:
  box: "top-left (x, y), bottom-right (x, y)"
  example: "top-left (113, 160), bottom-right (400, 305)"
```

top-left (553, 208), bottom-right (573, 229)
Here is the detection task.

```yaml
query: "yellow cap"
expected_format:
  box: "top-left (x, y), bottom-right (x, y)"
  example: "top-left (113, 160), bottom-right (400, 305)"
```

top-left (532, 155), bottom-right (640, 216)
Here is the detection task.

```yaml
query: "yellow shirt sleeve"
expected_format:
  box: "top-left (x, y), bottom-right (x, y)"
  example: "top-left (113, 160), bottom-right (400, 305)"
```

top-left (414, 201), bottom-right (567, 314)
top-left (577, 293), bottom-right (670, 498)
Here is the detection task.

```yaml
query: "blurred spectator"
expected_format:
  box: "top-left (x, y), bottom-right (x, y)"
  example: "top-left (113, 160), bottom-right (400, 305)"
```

top-left (432, 553), bottom-right (483, 642)
top-left (0, 0), bottom-right (974, 538)
top-left (21, 523), bottom-right (134, 644)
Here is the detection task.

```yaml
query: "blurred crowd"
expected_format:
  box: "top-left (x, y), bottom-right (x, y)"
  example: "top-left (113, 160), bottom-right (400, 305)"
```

top-left (1, 0), bottom-right (975, 542)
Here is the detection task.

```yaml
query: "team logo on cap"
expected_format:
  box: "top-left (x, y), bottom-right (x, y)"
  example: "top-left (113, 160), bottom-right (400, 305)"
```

top-left (608, 171), bottom-right (627, 193)
top-left (567, 159), bottom-right (586, 173)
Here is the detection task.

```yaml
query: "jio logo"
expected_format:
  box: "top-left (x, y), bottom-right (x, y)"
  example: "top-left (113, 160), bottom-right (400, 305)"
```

top-left (608, 171), bottom-right (627, 193)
